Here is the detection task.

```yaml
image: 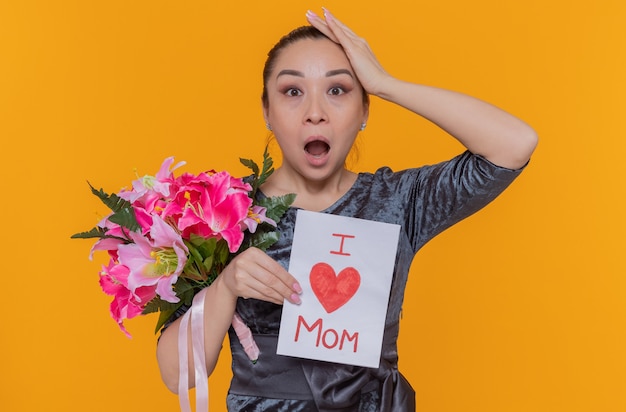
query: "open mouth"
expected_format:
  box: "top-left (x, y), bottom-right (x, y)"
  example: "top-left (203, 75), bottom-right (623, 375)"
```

top-left (304, 140), bottom-right (330, 158)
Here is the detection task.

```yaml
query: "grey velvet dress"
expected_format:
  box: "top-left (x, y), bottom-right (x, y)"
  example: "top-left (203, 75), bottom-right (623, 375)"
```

top-left (171, 151), bottom-right (524, 411)
top-left (226, 151), bottom-right (525, 411)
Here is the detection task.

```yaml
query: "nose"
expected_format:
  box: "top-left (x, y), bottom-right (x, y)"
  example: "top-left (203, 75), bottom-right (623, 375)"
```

top-left (304, 91), bottom-right (327, 125)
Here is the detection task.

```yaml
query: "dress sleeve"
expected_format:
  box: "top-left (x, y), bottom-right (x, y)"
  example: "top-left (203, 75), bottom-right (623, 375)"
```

top-left (397, 150), bottom-right (526, 253)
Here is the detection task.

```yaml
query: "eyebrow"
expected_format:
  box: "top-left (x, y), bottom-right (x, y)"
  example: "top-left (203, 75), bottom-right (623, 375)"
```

top-left (276, 69), bottom-right (354, 79)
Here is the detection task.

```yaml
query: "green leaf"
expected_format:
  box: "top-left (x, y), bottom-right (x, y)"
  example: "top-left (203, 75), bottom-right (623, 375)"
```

top-left (258, 193), bottom-right (296, 222)
top-left (186, 243), bottom-right (205, 265)
top-left (142, 298), bottom-right (165, 315)
top-left (70, 226), bottom-right (108, 239)
top-left (247, 230), bottom-right (280, 251)
top-left (88, 182), bottom-right (130, 213)
top-left (183, 258), bottom-right (202, 278)
top-left (108, 208), bottom-right (140, 232)
top-left (86, 182), bottom-right (140, 232)
top-left (215, 240), bottom-right (230, 265)
top-left (256, 147), bottom-right (274, 189)
top-left (239, 157), bottom-right (259, 177)
top-left (191, 235), bottom-right (218, 258)
top-left (202, 255), bottom-right (214, 272)
top-left (144, 278), bottom-right (200, 334)
top-left (153, 305), bottom-right (183, 334)
top-left (241, 145), bottom-right (275, 200)
top-left (175, 278), bottom-right (196, 299)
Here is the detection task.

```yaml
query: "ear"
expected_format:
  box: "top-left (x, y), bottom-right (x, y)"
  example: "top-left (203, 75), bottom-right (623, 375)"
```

top-left (362, 97), bottom-right (370, 125)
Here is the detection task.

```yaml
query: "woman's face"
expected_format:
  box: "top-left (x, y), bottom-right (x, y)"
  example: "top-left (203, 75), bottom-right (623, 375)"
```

top-left (263, 37), bottom-right (368, 183)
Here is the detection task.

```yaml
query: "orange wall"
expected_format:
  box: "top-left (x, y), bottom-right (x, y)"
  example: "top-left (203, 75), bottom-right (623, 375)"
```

top-left (1, 1), bottom-right (624, 411)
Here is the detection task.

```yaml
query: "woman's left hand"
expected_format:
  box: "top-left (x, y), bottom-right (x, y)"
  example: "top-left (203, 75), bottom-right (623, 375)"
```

top-left (306, 8), bottom-right (391, 97)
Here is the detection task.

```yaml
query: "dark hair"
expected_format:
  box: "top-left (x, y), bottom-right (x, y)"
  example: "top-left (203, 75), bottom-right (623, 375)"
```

top-left (261, 26), bottom-right (369, 108)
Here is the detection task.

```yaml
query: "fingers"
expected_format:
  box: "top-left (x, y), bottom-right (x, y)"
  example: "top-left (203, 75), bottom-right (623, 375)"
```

top-left (305, 10), bottom-right (338, 43)
top-left (224, 248), bottom-right (302, 305)
top-left (321, 8), bottom-right (358, 40)
top-left (306, 8), bottom-right (358, 45)
top-left (241, 258), bottom-right (300, 305)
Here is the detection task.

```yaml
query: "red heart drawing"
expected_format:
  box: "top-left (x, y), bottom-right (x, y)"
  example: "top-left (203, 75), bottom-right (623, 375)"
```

top-left (309, 262), bottom-right (361, 313)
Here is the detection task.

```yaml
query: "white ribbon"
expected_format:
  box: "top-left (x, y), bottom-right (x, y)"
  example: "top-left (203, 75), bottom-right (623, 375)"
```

top-left (175, 289), bottom-right (260, 411)
top-left (177, 288), bottom-right (209, 412)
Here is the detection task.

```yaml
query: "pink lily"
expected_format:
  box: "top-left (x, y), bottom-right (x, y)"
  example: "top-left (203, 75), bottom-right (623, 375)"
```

top-left (118, 156), bottom-right (186, 205)
top-left (242, 205), bottom-right (276, 233)
top-left (89, 218), bottom-right (128, 261)
top-left (117, 214), bottom-right (188, 303)
top-left (99, 259), bottom-right (156, 337)
top-left (164, 171), bottom-right (253, 252)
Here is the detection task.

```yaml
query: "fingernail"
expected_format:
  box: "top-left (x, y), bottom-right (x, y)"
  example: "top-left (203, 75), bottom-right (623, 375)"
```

top-left (290, 293), bottom-right (302, 305)
top-left (293, 282), bottom-right (303, 294)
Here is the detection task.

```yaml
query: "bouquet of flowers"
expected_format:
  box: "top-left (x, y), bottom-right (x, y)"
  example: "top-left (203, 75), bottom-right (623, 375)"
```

top-left (72, 148), bottom-right (295, 363)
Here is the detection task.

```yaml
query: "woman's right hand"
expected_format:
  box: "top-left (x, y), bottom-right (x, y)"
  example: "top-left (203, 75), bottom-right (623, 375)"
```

top-left (219, 247), bottom-right (302, 305)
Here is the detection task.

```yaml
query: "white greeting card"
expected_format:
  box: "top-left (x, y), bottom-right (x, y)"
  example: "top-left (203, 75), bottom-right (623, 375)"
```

top-left (276, 210), bottom-right (400, 368)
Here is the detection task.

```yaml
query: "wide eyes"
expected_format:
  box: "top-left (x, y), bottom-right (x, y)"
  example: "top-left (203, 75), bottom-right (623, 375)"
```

top-left (285, 88), bottom-right (302, 97)
top-left (283, 86), bottom-right (346, 97)
top-left (328, 86), bottom-right (345, 96)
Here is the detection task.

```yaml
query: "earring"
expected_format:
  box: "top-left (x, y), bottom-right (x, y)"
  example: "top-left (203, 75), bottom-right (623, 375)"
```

top-left (266, 123), bottom-right (272, 131)
top-left (360, 123), bottom-right (367, 131)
